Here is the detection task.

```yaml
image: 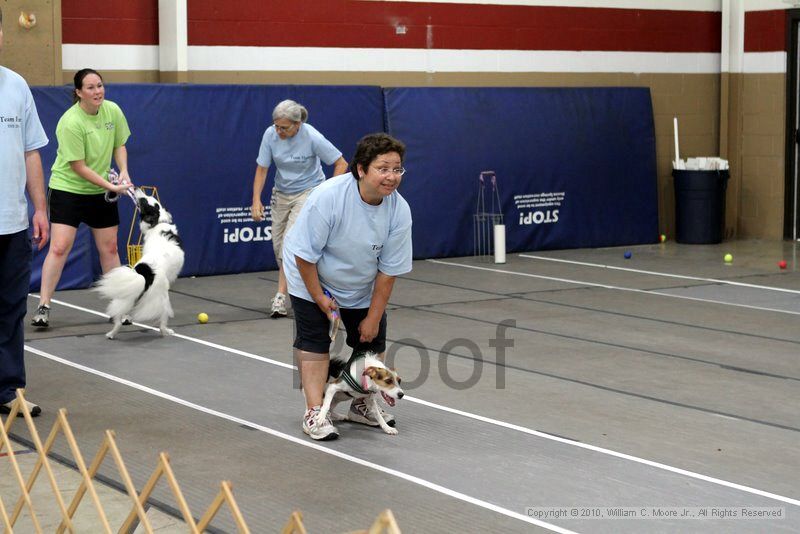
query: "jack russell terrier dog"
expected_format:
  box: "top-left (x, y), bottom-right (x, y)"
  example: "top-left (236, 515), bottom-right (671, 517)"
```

top-left (317, 350), bottom-right (404, 435)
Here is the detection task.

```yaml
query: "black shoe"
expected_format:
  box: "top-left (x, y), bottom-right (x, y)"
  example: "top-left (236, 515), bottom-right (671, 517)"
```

top-left (31, 305), bottom-right (50, 328)
top-left (1, 399), bottom-right (41, 417)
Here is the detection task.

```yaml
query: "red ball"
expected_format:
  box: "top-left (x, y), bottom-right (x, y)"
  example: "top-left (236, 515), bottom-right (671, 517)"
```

top-left (778, 260), bottom-right (787, 269)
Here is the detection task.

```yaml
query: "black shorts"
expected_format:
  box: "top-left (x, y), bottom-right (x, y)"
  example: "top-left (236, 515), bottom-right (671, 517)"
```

top-left (48, 188), bottom-right (120, 229)
top-left (290, 295), bottom-right (387, 355)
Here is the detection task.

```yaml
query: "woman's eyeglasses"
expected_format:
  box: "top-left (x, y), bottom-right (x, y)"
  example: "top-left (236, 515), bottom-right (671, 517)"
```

top-left (274, 123), bottom-right (296, 133)
top-left (370, 167), bottom-right (406, 177)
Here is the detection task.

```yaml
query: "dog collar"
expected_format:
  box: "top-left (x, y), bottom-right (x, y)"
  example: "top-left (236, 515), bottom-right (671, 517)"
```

top-left (341, 351), bottom-right (370, 395)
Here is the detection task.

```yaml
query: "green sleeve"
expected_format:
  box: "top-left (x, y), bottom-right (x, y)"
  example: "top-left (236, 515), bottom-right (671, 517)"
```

top-left (56, 119), bottom-right (86, 163)
top-left (114, 105), bottom-right (131, 148)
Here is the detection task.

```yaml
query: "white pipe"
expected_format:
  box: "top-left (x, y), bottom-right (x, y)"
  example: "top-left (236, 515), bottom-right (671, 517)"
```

top-left (673, 116), bottom-right (680, 167)
top-left (493, 225), bottom-right (506, 264)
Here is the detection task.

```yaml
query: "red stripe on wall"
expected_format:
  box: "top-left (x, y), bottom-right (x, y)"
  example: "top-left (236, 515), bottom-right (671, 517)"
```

top-left (62, 0), bottom-right (721, 52)
top-left (62, 0), bottom-right (158, 45)
top-left (744, 10), bottom-right (786, 52)
top-left (187, 1), bottom-right (720, 52)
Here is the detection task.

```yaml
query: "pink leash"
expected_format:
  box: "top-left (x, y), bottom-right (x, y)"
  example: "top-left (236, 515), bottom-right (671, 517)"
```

top-left (105, 169), bottom-right (137, 207)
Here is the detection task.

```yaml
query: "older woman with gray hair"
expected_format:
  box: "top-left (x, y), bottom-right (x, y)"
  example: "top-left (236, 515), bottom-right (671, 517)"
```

top-left (251, 99), bottom-right (348, 318)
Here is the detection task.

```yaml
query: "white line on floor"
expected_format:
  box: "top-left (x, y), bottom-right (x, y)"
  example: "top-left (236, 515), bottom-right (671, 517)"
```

top-left (519, 254), bottom-right (800, 295)
top-left (427, 259), bottom-right (800, 316)
top-left (28, 295), bottom-right (800, 508)
top-left (24, 345), bottom-right (575, 534)
top-left (31, 295), bottom-right (293, 370)
top-left (409, 398), bottom-right (800, 507)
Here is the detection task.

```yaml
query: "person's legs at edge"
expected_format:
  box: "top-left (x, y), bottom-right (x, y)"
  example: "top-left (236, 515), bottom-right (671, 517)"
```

top-left (0, 231), bottom-right (40, 415)
top-left (277, 262), bottom-right (287, 295)
top-left (90, 225), bottom-right (121, 273)
top-left (33, 223), bottom-right (77, 326)
top-left (292, 295), bottom-right (338, 439)
top-left (296, 350), bottom-right (328, 409)
top-left (91, 224), bottom-right (132, 323)
top-left (269, 190), bottom-right (290, 317)
top-left (295, 350), bottom-right (338, 440)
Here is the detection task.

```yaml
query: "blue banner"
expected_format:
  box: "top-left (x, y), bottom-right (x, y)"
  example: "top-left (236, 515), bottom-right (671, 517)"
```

top-left (29, 84), bottom-right (385, 290)
top-left (384, 87), bottom-right (658, 258)
top-left (28, 84), bottom-right (657, 290)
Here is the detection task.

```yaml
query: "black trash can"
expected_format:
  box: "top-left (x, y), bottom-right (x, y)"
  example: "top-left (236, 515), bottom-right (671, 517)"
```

top-left (673, 169), bottom-right (729, 244)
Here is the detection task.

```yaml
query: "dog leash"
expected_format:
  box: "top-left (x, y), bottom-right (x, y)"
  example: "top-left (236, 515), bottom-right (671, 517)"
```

top-left (323, 289), bottom-right (340, 341)
top-left (104, 168), bottom-right (137, 207)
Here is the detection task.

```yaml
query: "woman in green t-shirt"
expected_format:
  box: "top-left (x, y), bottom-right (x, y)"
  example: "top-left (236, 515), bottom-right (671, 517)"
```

top-left (31, 69), bottom-right (135, 328)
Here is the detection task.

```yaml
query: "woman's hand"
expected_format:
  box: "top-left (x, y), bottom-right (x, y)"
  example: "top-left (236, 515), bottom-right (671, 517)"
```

top-left (317, 293), bottom-right (338, 320)
top-left (109, 182), bottom-right (132, 194)
top-left (31, 210), bottom-right (49, 250)
top-left (118, 169), bottom-right (133, 188)
top-left (358, 316), bottom-right (380, 343)
top-left (251, 199), bottom-right (265, 221)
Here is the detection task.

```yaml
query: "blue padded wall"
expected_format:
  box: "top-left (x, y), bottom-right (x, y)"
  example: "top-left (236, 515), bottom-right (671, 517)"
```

top-left (384, 87), bottom-right (658, 259)
top-left (27, 84), bottom-right (657, 291)
top-left (29, 84), bottom-right (385, 290)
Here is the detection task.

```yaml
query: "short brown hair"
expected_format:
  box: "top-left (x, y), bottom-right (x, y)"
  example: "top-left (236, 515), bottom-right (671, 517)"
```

top-left (349, 133), bottom-right (406, 179)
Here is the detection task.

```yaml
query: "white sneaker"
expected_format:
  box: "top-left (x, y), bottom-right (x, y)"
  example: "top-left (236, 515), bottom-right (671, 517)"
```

top-left (348, 398), bottom-right (395, 427)
top-left (1, 398), bottom-right (41, 417)
top-left (302, 406), bottom-right (338, 441)
top-left (270, 292), bottom-right (287, 318)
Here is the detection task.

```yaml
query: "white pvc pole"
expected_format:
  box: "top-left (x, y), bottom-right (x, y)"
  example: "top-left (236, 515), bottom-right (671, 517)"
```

top-left (673, 116), bottom-right (680, 167)
top-left (493, 224), bottom-right (506, 264)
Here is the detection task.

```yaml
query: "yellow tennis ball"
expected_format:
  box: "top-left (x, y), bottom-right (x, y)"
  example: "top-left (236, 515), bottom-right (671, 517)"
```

top-left (198, 312), bottom-right (209, 324)
top-left (724, 253), bottom-right (733, 263)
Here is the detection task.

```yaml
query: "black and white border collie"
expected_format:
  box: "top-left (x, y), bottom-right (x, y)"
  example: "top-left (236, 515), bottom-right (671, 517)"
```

top-left (95, 189), bottom-right (185, 339)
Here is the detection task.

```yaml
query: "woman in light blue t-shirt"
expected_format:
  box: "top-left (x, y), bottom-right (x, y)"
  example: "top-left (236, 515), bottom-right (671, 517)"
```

top-left (283, 133), bottom-right (412, 441)
top-left (251, 100), bottom-right (347, 319)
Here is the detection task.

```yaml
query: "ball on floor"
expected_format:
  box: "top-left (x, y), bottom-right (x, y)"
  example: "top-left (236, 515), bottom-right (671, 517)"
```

top-left (724, 253), bottom-right (733, 263)
top-left (624, 251), bottom-right (632, 259)
top-left (198, 312), bottom-right (209, 324)
top-left (778, 260), bottom-right (787, 269)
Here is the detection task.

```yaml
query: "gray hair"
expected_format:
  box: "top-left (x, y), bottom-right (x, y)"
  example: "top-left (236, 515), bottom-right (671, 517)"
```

top-left (272, 99), bottom-right (308, 123)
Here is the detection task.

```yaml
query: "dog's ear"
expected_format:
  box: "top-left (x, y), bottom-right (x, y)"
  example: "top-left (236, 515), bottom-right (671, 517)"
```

top-left (362, 367), bottom-right (379, 379)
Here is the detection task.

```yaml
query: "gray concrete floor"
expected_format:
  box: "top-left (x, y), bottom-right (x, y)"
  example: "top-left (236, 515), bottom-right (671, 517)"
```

top-left (3, 239), bottom-right (799, 532)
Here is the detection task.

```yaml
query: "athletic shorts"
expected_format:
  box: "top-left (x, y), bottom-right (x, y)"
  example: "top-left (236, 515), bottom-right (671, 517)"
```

top-left (48, 188), bottom-right (120, 229)
top-left (290, 295), bottom-right (387, 355)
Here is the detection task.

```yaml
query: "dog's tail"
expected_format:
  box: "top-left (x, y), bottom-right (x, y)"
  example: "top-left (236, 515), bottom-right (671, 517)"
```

top-left (94, 265), bottom-right (147, 318)
top-left (327, 358), bottom-right (347, 379)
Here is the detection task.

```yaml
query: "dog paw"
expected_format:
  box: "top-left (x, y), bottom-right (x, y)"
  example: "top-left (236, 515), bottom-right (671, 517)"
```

top-left (329, 411), bottom-right (346, 422)
top-left (383, 427), bottom-right (398, 435)
top-left (105, 331), bottom-right (116, 340)
top-left (160, 328), bottom-right (175, 337)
